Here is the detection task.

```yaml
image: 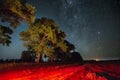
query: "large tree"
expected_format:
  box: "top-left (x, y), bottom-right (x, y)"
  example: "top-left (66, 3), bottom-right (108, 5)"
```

top-left (0, 0), bottom-right (35, 46)
top-left (20, 18), bottom-right (67, 63)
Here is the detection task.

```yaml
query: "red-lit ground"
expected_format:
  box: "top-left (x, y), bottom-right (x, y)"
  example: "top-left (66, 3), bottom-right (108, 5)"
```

top-left (0, 61), bottom-right (120, 80)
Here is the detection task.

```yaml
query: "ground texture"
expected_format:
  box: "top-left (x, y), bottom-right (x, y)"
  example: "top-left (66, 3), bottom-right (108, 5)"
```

top-left (0, 61), bottom-right (120, 80)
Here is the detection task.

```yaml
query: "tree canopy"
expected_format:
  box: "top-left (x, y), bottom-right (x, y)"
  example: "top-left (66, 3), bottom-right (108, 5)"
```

top-left (0, 0), bottom-right (36, 26)
top-left (0, 0), bottom-right (36, 46)
top-left (20, 17), bottom-right (67, 63)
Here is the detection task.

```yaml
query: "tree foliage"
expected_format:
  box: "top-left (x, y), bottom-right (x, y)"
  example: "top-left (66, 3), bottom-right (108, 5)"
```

top-left (0, 0), bottom-right (36, 46)
top-left (21, 46), bottom-right (36, 62)
top-left (64, 40), bottom-right (75, 52)
top-left (0, 0), bottom-right (36, 27)
top-left (53, 40), bottom-right (75, 61)
top-left (20, 17), bottom-right (67, 63)
top-left (0, 25), bottom-right (13, 46)
top-left (53, 40), bottom-right (83, 62)
top-left (70, 52), bottom-right (83, 62)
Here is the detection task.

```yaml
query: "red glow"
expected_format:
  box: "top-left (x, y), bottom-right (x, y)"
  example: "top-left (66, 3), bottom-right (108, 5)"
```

top-left (0, 62), bottom-right (120, 80)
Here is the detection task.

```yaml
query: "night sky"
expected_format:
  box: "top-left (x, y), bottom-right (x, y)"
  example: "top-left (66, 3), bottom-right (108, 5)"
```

top-left (0, 0), bottom-right (120, 60)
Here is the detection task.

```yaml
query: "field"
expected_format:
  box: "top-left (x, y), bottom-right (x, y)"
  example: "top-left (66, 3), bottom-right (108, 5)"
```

top-left (0, 61), bottom-right (120, 80)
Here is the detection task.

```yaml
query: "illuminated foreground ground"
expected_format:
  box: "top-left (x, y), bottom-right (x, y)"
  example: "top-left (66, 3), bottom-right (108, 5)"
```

top-left (0, 61), bottom-right (120, 80)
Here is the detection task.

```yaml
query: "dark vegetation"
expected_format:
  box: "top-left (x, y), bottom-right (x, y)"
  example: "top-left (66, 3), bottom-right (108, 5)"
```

top-left (0, 1), bottom-right (120, 80)
top-left (0, 0), bottom-right (84, 64)
top-left (20, 39), bottom-right (83, 63)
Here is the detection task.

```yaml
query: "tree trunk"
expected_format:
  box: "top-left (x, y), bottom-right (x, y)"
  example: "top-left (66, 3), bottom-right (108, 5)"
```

top-left (37, 53), bottom-right (41, 63)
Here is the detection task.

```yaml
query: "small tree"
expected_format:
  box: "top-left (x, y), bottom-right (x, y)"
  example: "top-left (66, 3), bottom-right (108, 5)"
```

top-left (21, 46), bottom-right (36, 62)
top-left (20, 18), bottom-right (67, 63)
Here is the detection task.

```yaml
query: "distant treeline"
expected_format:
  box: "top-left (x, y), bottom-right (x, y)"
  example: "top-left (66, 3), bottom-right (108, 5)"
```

top-left (0, 51), bottom-right (84, 63)
top-left (0, 59), bottom-right (22, 63)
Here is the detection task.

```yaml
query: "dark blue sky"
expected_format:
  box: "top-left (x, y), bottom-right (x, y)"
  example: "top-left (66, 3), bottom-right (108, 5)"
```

top-left (0, 0), bottom-right (120, 60)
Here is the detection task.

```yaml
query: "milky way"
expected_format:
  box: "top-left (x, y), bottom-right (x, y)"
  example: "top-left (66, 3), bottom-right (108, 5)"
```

top-left (59, 0), bottom-right (120, 60)
top-left (0, 0), bottom-right (120, 60)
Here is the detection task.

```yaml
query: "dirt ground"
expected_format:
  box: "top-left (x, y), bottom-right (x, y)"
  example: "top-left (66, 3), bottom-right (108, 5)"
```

top-left (0, 61), bottom-right (120, 80)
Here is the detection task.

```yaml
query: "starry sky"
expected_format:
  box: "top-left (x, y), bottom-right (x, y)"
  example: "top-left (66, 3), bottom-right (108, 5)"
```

top-left (0, 0), bottom-right (120, 60)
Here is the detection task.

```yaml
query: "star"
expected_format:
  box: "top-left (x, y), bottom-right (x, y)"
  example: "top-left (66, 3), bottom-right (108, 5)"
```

top-left (69, 0), bottom-right (72, 5)
top-left (97, 31), bottom-right (101, 35)
top-left (67, 0), bottom-right (72, 5)
top-left (74, 15), bottom-right (77, 19)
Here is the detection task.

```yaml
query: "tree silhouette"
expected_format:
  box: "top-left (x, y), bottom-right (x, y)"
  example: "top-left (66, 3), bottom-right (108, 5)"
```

top-left (21, 51), bottom-right (36, 62)
top-left (53, 47), bottom-right (65, 61)
top-left (20, 17), bottom-right (67, 63)
top-left (0, 25), bottom-right (13, 46)
top-left (64, 40), bottom-right (75, 53)
top-left (70, 52), bottom-right (83, 62)
top-left (53, 40), bottom-right (83, 62)
top-left (21, 46), bottom-right (36, 62)
top-left (65, 40), bottom-right (83, 62)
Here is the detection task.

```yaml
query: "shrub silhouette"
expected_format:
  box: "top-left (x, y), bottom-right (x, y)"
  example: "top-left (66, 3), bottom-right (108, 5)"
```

top-left (70, 52), bottom-right (83, 62)
top-left (21, 51), bottom-right (36, 62)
